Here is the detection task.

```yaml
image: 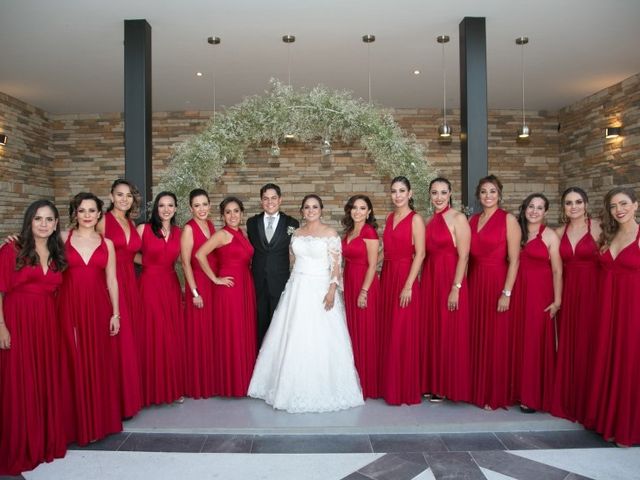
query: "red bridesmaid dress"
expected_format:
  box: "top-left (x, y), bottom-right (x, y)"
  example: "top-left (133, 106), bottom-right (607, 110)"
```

top-left (184, 218), bottom-right (217, 399)
top-left (586, 226), bottom-right (640, 446)
top-left (0, 244), bottom-right (67, 475)
top-left (379, 211), bottom-right (421, 405)
top-left (211, 226), bottom-right (257, 396)
top-left (551, 221), bottom-right (599, 422)
top-left (420, 206), bottom-right (471, 402)
top-left (342, 223), bottom-right (381, 399)
top-left (58, 231), bottom-right (122, 445)
top-left (104, 211), bottom-right (143, 418)
top-left (137, 224), bottom-right (185, 405)
top-left (510, 225), bottom-right (556, 412)
top-left (468, 209), bottom-right (512, 409)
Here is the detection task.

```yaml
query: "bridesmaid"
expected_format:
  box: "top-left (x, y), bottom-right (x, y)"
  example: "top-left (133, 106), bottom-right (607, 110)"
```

top-left (181, 188), bottom-right (217, 399)
top-left (136, 191), bottom-right (185, 406)
top-left (58, 192), bottom-right (122, 445)
top-left (587, 187), bottom-right (639, 447)
top-left (196, 197), bottom-right (256, 397)
top-left (420, 178), bottom-right (472, 404)
top-left (0, 200), bottom-right (67, 475)
top-left (510, 193), bottom-right (562, 413)
top-left (379, 176), bottom-right (426, 405)
top-left (551, 187), bottom-right (601, 422)
top-left (341, 194), bottom-right (381, 399)
top-left (98, 178), bottom-right (143, 419)
top-left (468, 175), bottom-right (521, 410)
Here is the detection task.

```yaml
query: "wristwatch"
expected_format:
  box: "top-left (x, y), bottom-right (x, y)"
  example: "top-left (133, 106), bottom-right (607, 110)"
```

top-left (501, 289), bottom-right (511, 297)
top-left (452, 282), bottom-right (462, 290)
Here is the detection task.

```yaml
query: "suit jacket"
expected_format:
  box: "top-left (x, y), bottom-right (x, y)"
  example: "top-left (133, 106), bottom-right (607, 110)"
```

top-left (247, 212), bottom-right (299, 297)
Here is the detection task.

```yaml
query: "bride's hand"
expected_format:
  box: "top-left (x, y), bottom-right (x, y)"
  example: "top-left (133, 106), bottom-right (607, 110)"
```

top-left (323, 291), bottom-right (335, 311)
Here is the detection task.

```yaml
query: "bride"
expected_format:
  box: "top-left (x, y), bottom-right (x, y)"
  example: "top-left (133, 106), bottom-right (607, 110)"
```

top-left (248, 194), bottom-right (364, 413)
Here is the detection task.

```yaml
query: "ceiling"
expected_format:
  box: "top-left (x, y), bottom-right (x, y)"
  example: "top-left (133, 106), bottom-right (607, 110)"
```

top-left (1, 0), bottom-right (639, 115)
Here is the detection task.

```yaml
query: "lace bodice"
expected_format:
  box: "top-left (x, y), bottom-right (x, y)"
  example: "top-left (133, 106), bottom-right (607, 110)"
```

top-left (291, 235), bottom-right (342, 287)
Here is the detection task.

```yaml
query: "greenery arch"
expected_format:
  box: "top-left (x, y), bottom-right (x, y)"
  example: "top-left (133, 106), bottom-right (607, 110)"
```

top-left (158, 80), bottom-right (435, 220)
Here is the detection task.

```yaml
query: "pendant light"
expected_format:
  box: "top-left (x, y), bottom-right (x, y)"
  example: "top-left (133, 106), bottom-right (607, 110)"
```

top-left (362, 34), bottom-right (375, 104)
top-left (282, 34), bottom-right (296, 141)
top-left (207, 36), bottom-right (221, 124)
top-left (516, 36), bottom-right (530, 140)
top-left (436, 35), bottom-right (451, 140)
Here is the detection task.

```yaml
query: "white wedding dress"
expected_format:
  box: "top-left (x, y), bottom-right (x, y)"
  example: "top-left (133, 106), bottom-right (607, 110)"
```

top-left (248, 234), bottom-right (364, 413)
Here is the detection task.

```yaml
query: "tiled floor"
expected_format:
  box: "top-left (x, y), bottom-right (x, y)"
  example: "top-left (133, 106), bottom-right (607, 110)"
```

top-left (6, 397), bottom-right (640, 479)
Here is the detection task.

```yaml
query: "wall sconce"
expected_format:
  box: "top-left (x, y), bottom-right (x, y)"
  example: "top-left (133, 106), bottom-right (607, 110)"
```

top-left (605, 127), bottom-right (622, 139)
top-left (0, 134), bottom-right (7, 146)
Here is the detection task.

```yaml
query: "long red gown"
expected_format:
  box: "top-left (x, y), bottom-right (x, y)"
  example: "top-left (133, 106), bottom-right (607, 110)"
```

top-left (551, 221), bottom-right (599, 422)
top-left (468, 208), bottom-right (512, 409)
top-left (342, 223), bottom-right (381, 399)
top-left (510, 225), bottom-right (556, 412)
top-left (380, 211), bottom-right (421, 405)
top-left (58, 231), bottom-right (122, 445)
top-left (137, 224), bottom-right (185, 405)
top-left (586, 226), bottom-right (640, 446)
top-left (184, 218), bottom-right (217, 399)
top-left (211, 226), bottom-right (256, 396)
top-left (104, 211), bottom-right (143, 418)
top-left (420, 207), bottom-right (471, 402)
top-left (0, 244), bottom-right (67, 475)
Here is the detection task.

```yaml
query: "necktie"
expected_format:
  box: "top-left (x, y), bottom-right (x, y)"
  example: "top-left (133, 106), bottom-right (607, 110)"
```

top-left (266, 216), bottom-right (275, 242)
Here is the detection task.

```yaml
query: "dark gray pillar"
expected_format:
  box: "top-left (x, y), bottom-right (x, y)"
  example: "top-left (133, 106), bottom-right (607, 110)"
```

top-left (124, 19), bottom-right (152, 220)
top-left (459, 17), bottom-right (488, 213)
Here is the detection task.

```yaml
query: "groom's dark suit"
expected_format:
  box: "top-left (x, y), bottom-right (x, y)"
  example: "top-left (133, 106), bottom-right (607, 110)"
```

top-left (247, 212), bottom-right (299, 345)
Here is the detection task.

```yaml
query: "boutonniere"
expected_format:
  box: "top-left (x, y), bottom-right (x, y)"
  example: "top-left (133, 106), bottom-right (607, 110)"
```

top-left (287, 226), bottom-right (296, 236)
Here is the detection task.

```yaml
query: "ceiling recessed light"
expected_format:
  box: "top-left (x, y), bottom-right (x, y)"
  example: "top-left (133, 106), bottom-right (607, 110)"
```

top-left (413, 69), bottom-right (421, 75)
top-left (196, 72), bottom-right (203, 77)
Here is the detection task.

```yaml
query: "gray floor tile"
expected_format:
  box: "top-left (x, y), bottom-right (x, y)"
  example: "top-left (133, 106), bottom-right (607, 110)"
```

top-left (251, 434), bottom-right (373, 453)
top-left (495, 430), bottom-right (614, 450)
top-left (118, 432), bottom-right (207, 452)
top-left (425, 452), bottom-right (486, 480)
top-left (201, 434), bottom-right (254, 453)
top-left (68, 432), bottom-right (131, 451)
top-left (357, 453), bottom-right (428, 480)
top-left (472, 450), bottom-right (571, 480)
top-left (369, 434), bottom-right (448, 453)
top-left (440, 432), bottom-right (505, 452)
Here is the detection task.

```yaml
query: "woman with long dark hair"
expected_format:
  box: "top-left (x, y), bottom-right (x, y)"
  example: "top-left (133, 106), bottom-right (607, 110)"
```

top-left (181, 188), bottom-right (217, 398)
top-left (585, 187), bottom-right (639, 447)
top-left (197, 197), bottom-right (256, 397)
top-left (341, 194), bottom-right (381, 399)
top-left (58, 192), bottom-right (122, 445)
top-left (0, 200), bottom-right (67, 474)
top-left (420, 178), bottom-right (472, 404)
top-left (136, 191), bottom-right (185, 405)
top-left (467, 175), bottom-right (521, 410)
top-left (379, 176), bottom-right (426, 405)
top-left (97, 178), bottom-right (143, 419)
top-left (510, 193), bottom-right (562, 413)
top-left (551, 187), bottom-right (601, 422)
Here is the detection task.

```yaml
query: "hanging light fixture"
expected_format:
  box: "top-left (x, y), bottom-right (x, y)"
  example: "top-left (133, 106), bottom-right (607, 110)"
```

top-left (436, 35), bottom-right (451, 140)
top-left (516, 36), bottom-right (530, 140)
top-left (282, 34), bottom-right (296, 140)
top-left (362, 34), bottom-right (375, 104)
top-left (207, 36), bottom-right (221, 123)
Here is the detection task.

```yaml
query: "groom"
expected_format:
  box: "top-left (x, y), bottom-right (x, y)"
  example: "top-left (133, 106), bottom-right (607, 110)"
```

top-left (247, 183), bottom-right (299, 346)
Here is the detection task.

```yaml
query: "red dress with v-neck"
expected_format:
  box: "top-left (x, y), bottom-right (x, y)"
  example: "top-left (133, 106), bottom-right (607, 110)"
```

top-left (58, 231), bottom-right (122, 445)
top-left (510, 225), bottom-right (556, 412)
top-left (104, 211), bottom-right (143, 418)
top-left (342, 223), bottom-right (381, 399)
top-left (184, 218), bottom-right (217, 399)
top-left (137, 224), bottom-right (185, 405)
top-left (0, 244), bottom-right (67, 474)
top-left (380, 211), bottom-right (421, 405)
top-left (551, 221), bottom-right (599, 422)
top-left (420, 207), bottom-right (471, 402)
top-left (468, 209), bottom-right (512, 409)
top-left (586, 226), bottom-right (640, 446)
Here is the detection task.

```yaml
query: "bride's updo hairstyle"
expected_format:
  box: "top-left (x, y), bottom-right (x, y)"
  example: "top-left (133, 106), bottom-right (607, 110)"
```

top-left (299, 194), bottom-right (324, 215)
